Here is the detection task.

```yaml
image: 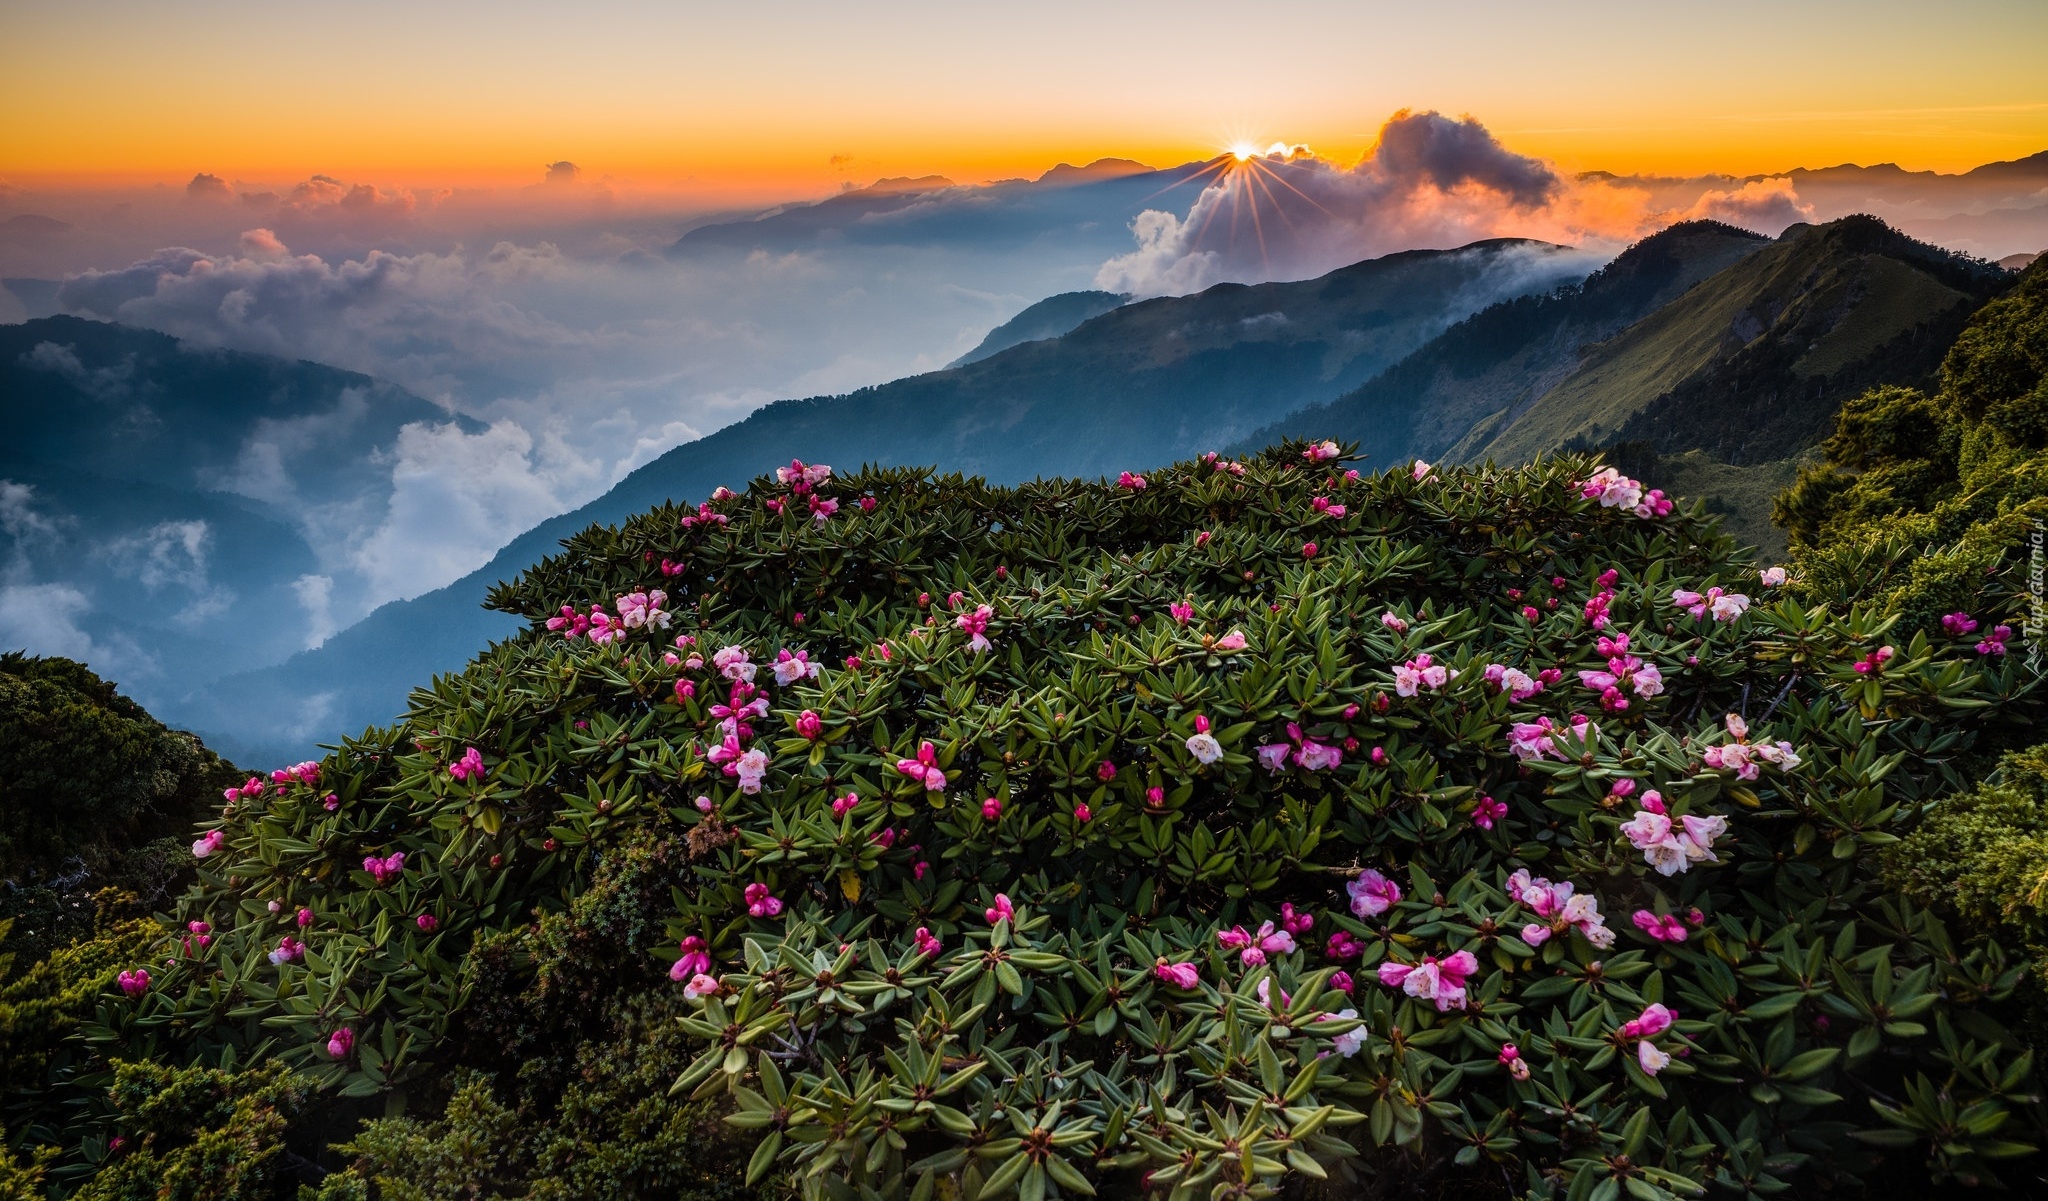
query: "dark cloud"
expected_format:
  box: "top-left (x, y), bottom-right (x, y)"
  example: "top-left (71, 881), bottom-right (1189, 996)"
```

top-left (186, 172), bottom-right (234, 202)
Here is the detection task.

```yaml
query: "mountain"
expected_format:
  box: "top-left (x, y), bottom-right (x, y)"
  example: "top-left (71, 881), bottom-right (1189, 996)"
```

top-left (0, 317), bottom-right (477, 703)
top-left (667, 158), bottom-right (1223, 260)
top-left (949, 290), bottom-right (1129, 366)
top-left (179, 237), bottom-right (1594, 763)
top-left (1471, 216), bottom-right (2008, 464)
top-left (1243, 220), bottom-right (1773, 468)
top-left (1246, 217), bottom-right (2011, 556)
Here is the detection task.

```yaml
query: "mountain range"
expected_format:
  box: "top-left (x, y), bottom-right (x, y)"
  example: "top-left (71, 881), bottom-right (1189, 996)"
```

top-left (2, 210), bottom-right (2028, 764)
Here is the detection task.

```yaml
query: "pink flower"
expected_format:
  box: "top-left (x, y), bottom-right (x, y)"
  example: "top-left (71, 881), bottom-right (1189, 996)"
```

top-left (773, 648), bottom-right (822, 685)
top-left (694, 794), bottom-right (714, 813)
top-left (1377, 950), bottom-right (1479, 1011)
top-left (1392, 653), bottom-right (1456, 697)
top-left (117, 968), bottom-right (150, 997)
top-left (1256, 744), bottom-right (1291, 773)
top-left (327, 1028), bottom-right (355, 1059)
top-left (733, 748), bottom-right (771, 794)
top-left (1472, 796), bottom-right (1507, 830)
top-left (831, 792), bottom-right (859, 818)
top-left (981, 796), bottom-right (1003, 821)
top-left (1632, 910), bottom-right (1688, 942)
top-left (1304, 440), bottom-right (1340, 462)
top-left (1979, 625), bottom-right (2014, 655)
top-left (1116, 471), bottom-right (1147, 490)
top-left (1212, 630), bottom-right (1248, 652)
top-left (1153, 958), bottom-right (1200, 989)
top-left (1301, 542), bottom-right (1318, 559)
top-left (1325, 931), bottom-right (1365, 960)
top-left (1280, 903), bottom-right (1314, 935)
top-left (416, 913), bottom-right (439, 933)
top-left (683, 973), bottom-right (720, 1001)
top-left (894, 741), bottom-right (948, 791)
top-left (796, 710), bottom-right (824, 740)
top-left (1168, 601), bottom-right (1194, 625)
top-left (192, 829), bottom-right (226, 859)
top-left (955, 604), bottom-right (995, 653)
top-left (914, 927), bottom-right (944, 957)
top-left (268, 935), bottom-right (305, 966)
top-left (712, 645), bottom-right (756, 682)
top-left (1507, 870), bottom-right (1615, 948)
top-left (1294, 738), bottom-right (1343, 771)
top-left (985, 894), bottom-right (1015, 925)
top-left (1347, 869), bottom-right (1401, 918)
top-left (297, 907), bottom-right (314, 928)
top-left (1096, 759), bottom-right (1117, 781)
top-left (1074, 803), bottom-right (1092, 822)
top-left (744, 883), bottom-right (784, 918)
top-left (362, 852), bottom-right (406, 886)
top-left (1499, 1043), bottom-right (1530, 1080)
top-left (669, 935), bottom-right (711, 979)
top-left (616, 589), bottom-right (671, 631)
top-left (1330, 970), bottom-right (1354, 994)
top-left (1195, 530), bottom-right (1213, 546)
top-left (1757, 566), bottom-right (1786, 588)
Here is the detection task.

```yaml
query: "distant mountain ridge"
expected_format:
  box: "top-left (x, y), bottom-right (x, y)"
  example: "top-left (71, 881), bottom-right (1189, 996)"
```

top-left (949, 290), bottom-right (1129, 367)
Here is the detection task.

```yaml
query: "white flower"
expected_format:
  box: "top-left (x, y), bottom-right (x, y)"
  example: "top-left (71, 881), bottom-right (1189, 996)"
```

top-left (1185, 732), bottom-right (1224, 764)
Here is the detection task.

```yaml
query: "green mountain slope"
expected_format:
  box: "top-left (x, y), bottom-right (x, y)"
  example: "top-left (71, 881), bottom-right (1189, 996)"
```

top-left (1242, 220), bottom-right (1771, 465)
top-left (1465, 216), bottom-right (2009, 465)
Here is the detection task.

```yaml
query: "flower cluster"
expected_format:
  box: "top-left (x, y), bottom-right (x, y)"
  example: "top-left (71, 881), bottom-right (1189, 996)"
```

top-left (1507, 869), bottom-right (1615, 948)
top-left (1392, 653), bottom-right (1456, 697)
top-left (1578, 631), bottom-right (1663, 712)
top-left (1670, 586), bottom-right (1749, 622)
top-left (1579, 467), bottom-right (1673, 518)
top-left (1700, 713), bottom-right (1801, 781)
top-left (1618, 787), bottom-right (1728, 876)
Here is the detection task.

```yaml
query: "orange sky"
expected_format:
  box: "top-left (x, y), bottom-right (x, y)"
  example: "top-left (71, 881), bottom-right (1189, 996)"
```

top-left (3, 0), bottom-right (2045, 197)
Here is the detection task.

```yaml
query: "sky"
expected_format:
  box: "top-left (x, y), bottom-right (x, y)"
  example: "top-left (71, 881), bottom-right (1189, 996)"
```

top-left (4, 0), bottom-right (2046, 194)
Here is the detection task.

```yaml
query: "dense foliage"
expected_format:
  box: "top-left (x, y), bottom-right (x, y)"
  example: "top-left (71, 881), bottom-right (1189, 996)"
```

top-left (47, 434), bottom-right (2033, 1201)
top-left (1775, 257), bottom-right (2047, 638)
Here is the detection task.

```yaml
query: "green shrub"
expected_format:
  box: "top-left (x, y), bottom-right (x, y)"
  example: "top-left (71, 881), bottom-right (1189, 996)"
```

top-left (1893, 743), bottom-right (2048, 975)
top-left (69, 1060), bottom-right (307, 1201)
top-left (1775, 260), bottom-right (2048, 641)
top-left (90, 441), bottom-right (2048, 1198)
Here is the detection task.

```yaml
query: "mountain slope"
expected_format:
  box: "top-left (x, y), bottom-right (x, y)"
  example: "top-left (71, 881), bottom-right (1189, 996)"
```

top-left (950, 290), bottom-right (1128, 366)
top-left (180, 238), bottom-right (1593, 762)
top-left (1468, 216), bottom-right (2010, 465)
top-left (1242, 221), bottom-right (1772, 465)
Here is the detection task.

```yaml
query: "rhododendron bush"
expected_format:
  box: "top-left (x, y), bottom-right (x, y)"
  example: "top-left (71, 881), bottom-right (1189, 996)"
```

top-left (89, 442), bottom-right (2045, 1199)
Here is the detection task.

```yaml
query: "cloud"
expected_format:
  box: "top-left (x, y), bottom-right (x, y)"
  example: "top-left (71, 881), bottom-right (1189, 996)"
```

top-left (544, 161), bottom-right (580, 186)
top-left (1098, 110), bottom-right (1605, 296)
top-left (348, 420), bottom-right (589, 603)
top-left (1678, 178), bottom-right (1816, 236)
top-left (106, 519), bottom-right (210, 593)
top-left (239, 227), bottom-right (289, 256)
top-left (0, 480), bottom-right (62, 581)
top-left (0, 582), bottom-right (154, 677)
top-left (293, 573), bottom-right (336, 648)
top-left (186, 172), bottom-right (234, 202)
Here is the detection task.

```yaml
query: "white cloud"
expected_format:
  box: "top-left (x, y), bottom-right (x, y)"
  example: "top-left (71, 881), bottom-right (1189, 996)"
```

top-left (293, 573), bottom-right (336, 648)
top-left (348, 420), bottom-right (588, 603)
top-left (0, 582), bottom-right (154, 677)
top-left (1679, 178), bottom-right (1816, 236)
